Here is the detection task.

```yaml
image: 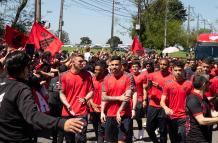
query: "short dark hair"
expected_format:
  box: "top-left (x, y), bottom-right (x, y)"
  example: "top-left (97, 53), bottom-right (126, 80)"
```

top-left (160, 58), bottom-right (169, 65)
top-left (95, 60), bottom-right (108, 69)
top-left (202, 58), bottom-right (213, 65)
top-left (111, 55), bottom-right (121, 62)
top-left (193, 75), bottom-right (209, 90)
top-left (131, 60), bottom-right (141, 67)
top-left (41, 51), bottom-right (51, 60)
top-left (5, 51), bottom-right (30, 78)
top-left (173, 60), bottom-right (184, 69)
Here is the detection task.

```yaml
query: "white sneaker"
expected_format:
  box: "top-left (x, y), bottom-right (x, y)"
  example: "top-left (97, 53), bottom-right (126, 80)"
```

top-left (143, 122), bottom-right (147, 127)
top-left (138, 129), bottom-right (144, 139)
top-left (155, 128), bottom-right (159, 135)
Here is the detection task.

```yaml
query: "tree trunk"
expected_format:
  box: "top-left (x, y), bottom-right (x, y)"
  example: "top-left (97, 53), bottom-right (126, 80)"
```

top-left (12, 0), bottom-right (28, 26)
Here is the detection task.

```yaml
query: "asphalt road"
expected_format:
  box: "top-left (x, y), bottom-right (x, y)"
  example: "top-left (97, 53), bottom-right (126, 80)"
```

top-left (37, 118), bottom-right (218, 143)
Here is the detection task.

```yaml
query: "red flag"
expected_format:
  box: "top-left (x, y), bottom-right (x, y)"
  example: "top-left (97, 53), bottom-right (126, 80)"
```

top-left (130, 36), bottom-right (145, 56)
top-left (27, 22), bottom-right (63, 56)
top-left (4, 25), bottom-right (28, 49)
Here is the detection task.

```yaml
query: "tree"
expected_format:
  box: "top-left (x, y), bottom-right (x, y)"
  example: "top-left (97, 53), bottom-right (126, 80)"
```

top-left (80, 37), bottom-right (92, 45)
top-left (106, 36), bottom-right (123, 47)
top-left (0, 0), bottom-right (33, 31)
top-left (0, 20), bottom-right (4, 43)
top-left (131, 0), bottom-right (187, 50)
top-left (55, 30), bottom-right (71, 44)
top-left (12, 0), bottom-right (28, 26)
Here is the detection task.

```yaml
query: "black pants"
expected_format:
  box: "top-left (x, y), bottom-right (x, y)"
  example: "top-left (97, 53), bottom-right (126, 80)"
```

top-left (105, 117), bottom-right (132, 143)
top-left (49, 103), bottom-right (64, 143)
top-left (135, 101), bottom-right (145, 130)
top-left (167, 118), bottom-right (186, 143)
top-left (146, 106), bottom-right (167, 143)
top-left (90, 112), bottom-right (105, 143)
top-left (63, 116), bottom-right (88, 143)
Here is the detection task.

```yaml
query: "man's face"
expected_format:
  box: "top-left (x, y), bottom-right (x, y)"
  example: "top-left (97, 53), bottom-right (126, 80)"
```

top-left (159, 60), bottom-right (169, 72)
top-left (202, 63), bottom-right (210, 74)
top-left (173, 66), bottom-right (184, 80)
top-left (131, 64), bottom-right (140, 74)
top-left (94, 65), bottom-right (103, 77)
top-left (72, 56), bottom-right (84, 71)
top-left (196, 66), bottom-right (203, 74)
top-left (146, 64), bottom-right (151, 71)
top-left (110, 60), bottom-right (122, 75)
top-left (190, 60), bottom-right (195, 67)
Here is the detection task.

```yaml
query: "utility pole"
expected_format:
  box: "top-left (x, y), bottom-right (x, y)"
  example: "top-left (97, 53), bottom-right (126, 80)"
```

top-left (196, 14), bottom-right (200, 32)
top-left (35, 0), bottom-right (41, 22)
top-left (202, 19), bottom-right (206, 30)
top-left (34, 0), bottom-right (37, 21)
top-left (58, 0), bottom-right (64, 40)
top-left (187, 5), bottom-right (191, 49)
top-left (164, 0), bottom-right (169, 49)
top-left (111, 0), bottom-right (115, 49)
top-left (136, 0), bottom-right (141, 40)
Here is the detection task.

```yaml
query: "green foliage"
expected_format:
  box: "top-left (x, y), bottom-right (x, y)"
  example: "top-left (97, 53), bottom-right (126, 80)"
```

top-left (0, 20), bottom-right (4, 41)
top-left (196, 28), bottom-right (212, 35)
top-left (80, 37), bottom-right (92, 45)
top-left (55, 30), bottom-right (71, 44)
top-left (11, 23), bottom-right (28, 33)
top-left (168, 0), bottom-right (187, 22)
top-left (106, 36), bottom-right (123, 47)
top-left (132, 0), bottom-right (188, 50)
top-left (0, 0), bottom-right (33, 32)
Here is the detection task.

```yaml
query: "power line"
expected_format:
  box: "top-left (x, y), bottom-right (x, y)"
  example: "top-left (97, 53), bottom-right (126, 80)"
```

top-left (70, 0), bottom-right (113, 18)
top-left (76, 0), bottom-right (132, 18)
top-left (88, 0), bottom-right (133, 16)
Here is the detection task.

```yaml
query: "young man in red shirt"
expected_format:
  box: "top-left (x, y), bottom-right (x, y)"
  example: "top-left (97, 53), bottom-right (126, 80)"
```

top-left (89, 61), bottom-right (108, 143)
top-left (101, 56), bottom-right (135, 143)
top-left (160, 60), bottom-right (193, 143)
top-left (59, 53), bottom-right (94, 143)
top-left (131, 60), bottom-right (147, 139)
top-left (146, 58), bottom-right (171, 143)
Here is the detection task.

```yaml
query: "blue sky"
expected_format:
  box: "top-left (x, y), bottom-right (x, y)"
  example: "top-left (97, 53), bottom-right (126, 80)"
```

top-left (40, 0), bottom-right (218, 45)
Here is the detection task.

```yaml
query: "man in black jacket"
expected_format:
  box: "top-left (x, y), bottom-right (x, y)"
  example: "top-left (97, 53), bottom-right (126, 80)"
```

top-left (0, 51), bottom-right (84, 143)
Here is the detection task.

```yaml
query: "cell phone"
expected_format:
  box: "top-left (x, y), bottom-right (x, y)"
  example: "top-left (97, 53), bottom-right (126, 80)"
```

top-left (25, 44), bottom-right (35, 56)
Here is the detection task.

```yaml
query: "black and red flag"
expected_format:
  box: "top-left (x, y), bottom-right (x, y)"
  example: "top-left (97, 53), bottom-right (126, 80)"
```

top-left (27, 22), bottom-right (63, 56)
top-left (4, 25), bottom-right (28, 49)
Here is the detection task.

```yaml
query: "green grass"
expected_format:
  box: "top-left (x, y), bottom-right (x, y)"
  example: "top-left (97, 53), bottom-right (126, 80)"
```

top-left (61, 47), bottom-right (187, 58)
top-left (61, 47), bottom-right (111, 53)
top-left (169, 51), bottom-right (187, 58)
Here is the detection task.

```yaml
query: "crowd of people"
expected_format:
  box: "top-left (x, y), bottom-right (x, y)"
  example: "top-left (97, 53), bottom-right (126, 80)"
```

top-left (0, 45), bottom-right (218, 143)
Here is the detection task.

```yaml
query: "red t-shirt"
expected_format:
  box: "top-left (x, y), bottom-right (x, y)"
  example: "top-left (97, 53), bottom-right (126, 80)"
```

top-left (163, 78), bottom-right (192, 119)
top-left (60, 70), bottom-right (93, 116)
top-left (132, 73), bottom-right (146, 102)
top-left (90, 76), bottom-right (103, 112)
top-left (148, 71), bottom-right (171, 108)
top-left (102, 72), bottom-right (135, 117)
top-left (209, 76), bottom-right (218, 96)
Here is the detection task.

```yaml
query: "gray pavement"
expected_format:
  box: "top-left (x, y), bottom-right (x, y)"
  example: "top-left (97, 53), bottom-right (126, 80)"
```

top-left (38, 118), bottom-right (218, 143)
